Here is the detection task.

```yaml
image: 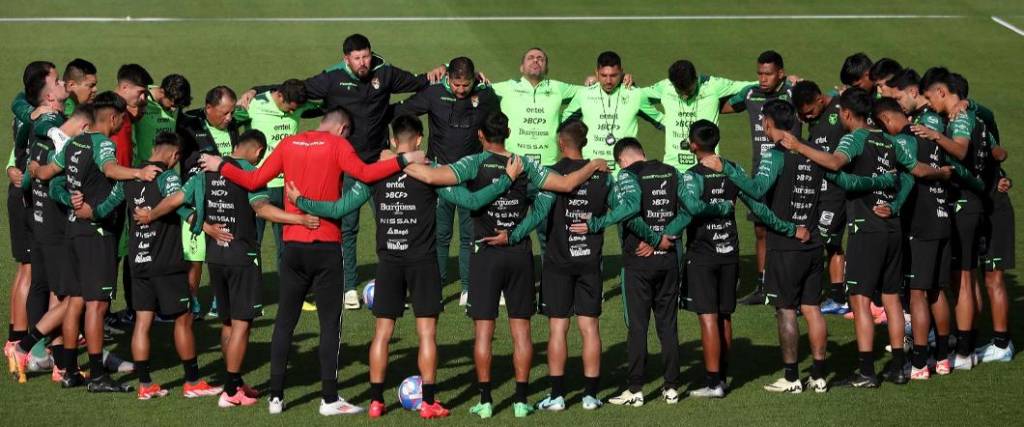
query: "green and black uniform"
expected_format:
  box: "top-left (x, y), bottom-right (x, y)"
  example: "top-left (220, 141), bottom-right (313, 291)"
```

top-left (125, 164), bottom-right (191, 315)
top-left (561, 84), bottom-right (664, 171)
top-left (944, 110), bottom-right (993, 270)
top-left (394, 78), bottom-right (500, 293)
top-left (445, 152), bottom-right (554, 320)
top-left (727, 81), bottom-right (802, 170)
top-left (805, 96), bottom-right (848, 250)
top-left (298, 162), bottom-right (511, 318)
top-left (8, 92), bottom-right (34, 263)
top-left (25, 112), bottom-right (67, 325)
top-left (968, 102), bottom-right (1014, 271)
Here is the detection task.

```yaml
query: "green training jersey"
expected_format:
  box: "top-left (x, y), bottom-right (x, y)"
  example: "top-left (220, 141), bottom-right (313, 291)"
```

top-left (133, 93), bottom-right (178, 166)
top-left (561, 84), bottom-right (663, 171)
top-left (234, 92), bottom-right (321, 188)
top-left (643, 75), bottom-right (754, 171)
top-left (492, 77), bottom-right (580, 166)
top-left (207, 122), bottom-right (233, 156)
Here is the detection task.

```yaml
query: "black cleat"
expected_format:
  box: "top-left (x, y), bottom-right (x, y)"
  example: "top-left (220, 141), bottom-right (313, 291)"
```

top-left (881, 362), bottom-right (909, 385)
top-left (87, 375), bottom-right (133, 393)
top-left (60, 372), bottom-right (87, 389)
top-left (833, 371), bottom-right (881, 388)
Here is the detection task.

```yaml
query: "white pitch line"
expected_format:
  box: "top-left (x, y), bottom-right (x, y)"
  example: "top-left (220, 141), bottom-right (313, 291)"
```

top-left (992, 16), bottom-right (1024, 37)
top-left (0, 14), bottom-right (966, 23)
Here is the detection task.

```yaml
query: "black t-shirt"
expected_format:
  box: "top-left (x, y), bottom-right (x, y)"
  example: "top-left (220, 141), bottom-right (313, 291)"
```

top-left (202, 157), bottom-right (263, 266)
top-left (621, 160), bottom-right (678, 270)
top-left (806, 96), bottom-right (846, 202)
top-left (543, 158), bottom-right (610, 270)
top-left (28, 132), bottom-right (67, 245)
top-left (467, 153), bottom-right (533, 252)
top-left (125, 163), bottom-right (187, 276)
top-left (370, 170), bottom-right (439, 263)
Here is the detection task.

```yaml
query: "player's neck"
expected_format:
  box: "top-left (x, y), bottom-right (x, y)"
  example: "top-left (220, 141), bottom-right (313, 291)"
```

top-left (483, 143), bottom-right (509, 155)
top-left (695, 151), bottom-right (714, 161)
top-left (561, 149), bottom-right (583, 160)
top-left (524, 75), bottom-right (543, 87)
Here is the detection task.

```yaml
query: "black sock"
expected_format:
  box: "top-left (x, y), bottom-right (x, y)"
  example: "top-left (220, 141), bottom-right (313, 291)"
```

top-left (6, 324), bottom-right (13, 342)
top-left (17, 327), bottom-right (44, 353)
top-left (811, 359), bottom-right (826, 380)
top-left (705, 370), bottom-right (721, 388)
top-left (721, 357), bottom-right (730, 380)
top-left (422, 383), bottom-right (436, 405)
top-left (136, 360), bottom-right (151, 384)
top-left (63, 347), bottom-right (78, 373)
top-left (370, 382), bottom-right (384, 402)
top-left (549, 375), bottom-right (564, 398)
top-left (891, 349), bottom-right (906, 370)
top-left (182, 357), bottom-right (199, 383)
top-left (968, 329), bottom-right (979, 351)
top-left (225, 371), bottom-right (241, 396)
top-left (956, 330), bottom-right (972, 356)
top-left (515, 381), bottom-right (529, 404)
top-left (10, 328), bottom-right (26, 342)
top-left (478, 381), bottom-right (492, 404)
top-left (89, 352), bottom-right (105, 377)
top-left (912, 345), bottom-right (929, 369)
top-left (270, 373), bottom-right (285, 401)
top-left (935, 334), bottom-right (950, 360)
top-left (859, 351), bottom-right (875, 376)
top-left (993, 331), bottom-right (1010, 349)
top-left (49, 345), bottom-right (64, 370)
top-left (783, 363), bottom-right (799, 382)
top-left (831, 283), bottom-right (847, 304)
top-left (584, 376), bottom-right (599, 397)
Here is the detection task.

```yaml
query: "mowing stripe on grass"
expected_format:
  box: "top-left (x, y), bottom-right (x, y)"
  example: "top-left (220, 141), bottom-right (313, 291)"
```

top-left (992, 16), bottom-right (1024, 37)
top-left (0, 14), bottom-right (967, 23)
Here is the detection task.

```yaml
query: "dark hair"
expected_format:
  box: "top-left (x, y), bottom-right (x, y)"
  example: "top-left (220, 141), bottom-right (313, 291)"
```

top-left (885, 68), bottom-right (920, 90)
top-left (790, 80), bottom-right (823, 108)
top-left (278, 79), bottom-right (308, 105)
top-left (390, 114), bottom-right (423, 139)
top-left (448, 57), bottom-right (476, 81)
top-left (154, 131), bottom-right (182, 151)
top-left (205, 85), bottom-right (236, 107)
top-left (236, 129), bottom-right (267, 149)
top-left (757, 50), bottom-right (784, 69)
top-left (92, 90), bottom-right (128, 115)
top-left (668, 60), bottom-right (698, 92)
top-left (613, 137), bottom-right (644, 162)
top-left (839, 87), bottom-right (873, 119)
top-left (947, 73), bottom-right (969, 99)
top-left (919, 67), bottom-right (950, 92)
top-left (63, 58), bottom-right (97, 82)
top-left (840, 53), bottom-right (872, 86)
top-left (117, 64), bottom-right (153, 87)
top-left (557, 120), bottom-right (588, 149)
top-left (25, 76), bottom-right (49, 107)
top-left (342, 33), bottom-right (371, 54)
top-left (481, 111), bottom-right (510, 144)
top-left (869, 58), bottom-right (902, 82)
top-left (762, 100), bottom-right (798, 132)
top-left (688, 120), bottom-right (720, 151)
top-left (322, 106), bottom-right (352, 127)
top-left (872, 96), bottom-right (905, 124)
top-left (161, 74), bottom-right (192, 108)
top-left (69, 104), bottom-right (95, 123)
top-left (22, 61), bottom-right (55, 87)
top-left (597, 51), bottom-right (621, 68)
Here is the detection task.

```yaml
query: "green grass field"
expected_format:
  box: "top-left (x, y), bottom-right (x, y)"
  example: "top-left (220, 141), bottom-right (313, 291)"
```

top-left (1, 1), bottom-right (1023, 425)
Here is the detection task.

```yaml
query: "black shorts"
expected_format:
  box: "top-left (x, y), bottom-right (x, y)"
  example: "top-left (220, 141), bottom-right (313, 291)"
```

top-left (540, 267), bottom-right (603, 318)
top-left (981, 198), bottom-right (1015, 271)
top-left (951, 211), bottom-right (982, 270)
top-left (904, 238), bottom-right (951, 291)
top-left (31, 243), bottom-right (74, 297)
top-left (132, 272), bottom-right (190, 316)
top-left (374, 260), bottom-right (443, 318)
top-left (845, 232), bottom-right (902, 296)
top-left (69, 235), bottom-right (118, 301)
top-left (209, 263), bottom-right (263, 321)
top-left (765, 249), bottom-right (824, 309)
top-left (7, 187), bottom-right (32, 263)
top-left (468, 247), bottom-right (534, 320)
top-left (817, 199), bottom-right (847, 252)
top-left (684, 261), bottom-right (739, 314)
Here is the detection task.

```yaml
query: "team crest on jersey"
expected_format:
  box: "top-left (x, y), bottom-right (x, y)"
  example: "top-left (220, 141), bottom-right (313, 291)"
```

top-left (471, 95), bottom-right (479, 108)
top-left (828, 113), bottom-right (838, 125)
top-left (371, 77), bottom-right (381, 90)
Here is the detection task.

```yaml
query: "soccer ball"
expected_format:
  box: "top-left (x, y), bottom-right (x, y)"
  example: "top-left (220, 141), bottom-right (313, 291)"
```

top-left (398, 375), bottom-right (423, 410)
top-left (362, 280), bottom-right (376, 310)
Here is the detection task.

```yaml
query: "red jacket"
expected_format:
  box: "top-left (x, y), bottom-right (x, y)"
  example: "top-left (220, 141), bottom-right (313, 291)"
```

top-left (220, 130), bottom-right (400, 243)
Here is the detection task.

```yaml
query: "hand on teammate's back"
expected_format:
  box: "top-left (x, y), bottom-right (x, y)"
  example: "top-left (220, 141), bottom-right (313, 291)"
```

top-left (910, 125), bottom-right (940, 142)
top-left (200, 154), bottom-right (223, 172)
top-left (203, 222), bottom-right (234, 243)
top-left (872, 204), bottom-right (892, 218)
top-left (237, 89), bottom-right (257, 109)
top-left (505, 155), bottom-right (523, 180)
top-left (426, 66), bottom-right (447, 84)
top-left (937, 166), bottom-right (954, 181)
top-left (635, 241), bottom-right (655, 257)
top-left (7, 167), bottom-right (22, 187)
top-left (285, 181), bottom-right (302, 203)
top-left (589, 159), bottom-right (609, 172)
top-left (300, 214), bottom-right (320, 230)
top-left (794, 226), bottom-right (811, 243)
top-left (136, 164), bottom-right (161, 182)
top-left (133, 207), bottom-right (153, 225)
top-left (569, 222), bottom-right (589, 234)
top-left (657, 235), bottom-right (675, 251)
top-left (997, 177), bottom-right (1012, 192)
top-left (479, 229), bottom-right (509, 247)
top-left (73, 202), bottom-right (93, 220)
top-left (700, 155), bottom-right (723, 173)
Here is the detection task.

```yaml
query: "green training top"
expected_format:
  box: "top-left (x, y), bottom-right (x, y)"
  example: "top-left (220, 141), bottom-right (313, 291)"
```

top-left (561, 84), bottom-right (663, 171)
top-left (492, 77), bottom-right (580, 166)
top-left (234, 92), bottom-right (322, 188)
top-left (133, 92), bottom-right (178, 166)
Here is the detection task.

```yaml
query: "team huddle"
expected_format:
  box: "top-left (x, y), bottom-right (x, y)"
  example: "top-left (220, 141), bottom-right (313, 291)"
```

top-left (3, 33), bottom-right (1016, 418)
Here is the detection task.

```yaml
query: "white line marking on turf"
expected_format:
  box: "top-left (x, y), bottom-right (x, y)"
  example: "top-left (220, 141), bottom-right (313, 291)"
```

top-left (0, 14), bottom-right (966, 23)
top-left (992, 16), bottom-right (1024, 37)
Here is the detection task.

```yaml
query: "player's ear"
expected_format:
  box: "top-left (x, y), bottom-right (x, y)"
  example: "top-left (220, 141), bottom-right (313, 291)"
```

top-left (477, 129), bottom-right (486, 143)
top-left (415, 135), bottom-right (423, 148)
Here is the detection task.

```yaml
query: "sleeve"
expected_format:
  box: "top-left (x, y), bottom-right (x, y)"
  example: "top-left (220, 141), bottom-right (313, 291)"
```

top-left (919, 112), bottom-right (945, 133)
top-left (32, 113), bottom-right (63, 137)
top-left (825, 170), bottom-right (896, 191)
top-left (158, 171), bottom-right (182, 197)
top-left (722, 153), bottom-right (780, 199)
top-left (625, 216), bottom-right (664, 246)
top-left (93, 182), bottom-right (125, 219)
top-left (220, 146), bottom-right (284, 191)
top-left (712, 76), bottom-right (758, 98)
top-left (740, 194), bottom-right (796, 236)
top-left (232, 106), bottom-right (252, 128)
top-left (661, 207), bottom-right (693, 239)
top-left (491, 81), bottom-right (510, 98)
top-left (891, 135), bottom-right (918, 171)
top-left (388, 65), bottom-right (430, 94)
top-left (446, 153), bottom-right (483, 183)
top-left (11, 92), bottom-right (32, 124)
top-left (641, 81), bottom-right (664, 100)
top-left (296, 180), bottom-right (372, 219)
top-left (586, 171), bottom-right (640, 231)
top-left (298, 101), bottom-right (325, 119)
top-left (247, 187), bottom-right (270, 204)
top-left (834, 133), bottom-right (864, 162)
top-left (393, 91), bottom-right (431, 117)
top-left (726, 85), bottom-right (755, 112)
top-left (336, 138), bottom-right (402, 183)
top-left (557, 81), bottom-right (581, 101)
top-left (303, 72), bottom-right (333, 100)
top-left (6, 148), bottom-right (15, 170)
top-left (180, 175), bottom-right (198, 207)
top-left (679, 171), bottom-right (734, 218)
top-left (508, 190), bottom-right (555, 245)
top-left (48, 175), bottom-right (71, 206)
top-left (948, 112), bottom-right (974, 139)
top-left (94, 137), bottom-right (118, 169)
top-left (947, 156), bottom-right (984, 192)
top-left (560, 92), bottom-right (583, 122)
top-left (173, 176), bottom-right (195, 219)
top-left (888, 171), bottom-right (914, 215)
top-left (523, 156), bottom-right (551, 189)
top-left (637, 93), bottom-right (665, 128)
top-left (436, 174), bottom-right (513, 211)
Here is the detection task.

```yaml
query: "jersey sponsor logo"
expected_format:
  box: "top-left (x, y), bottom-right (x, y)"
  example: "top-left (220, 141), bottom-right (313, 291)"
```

top-left (371, 77), bottom-right (381, 90)
top-left (471, 95), bottom-right (479, 108)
